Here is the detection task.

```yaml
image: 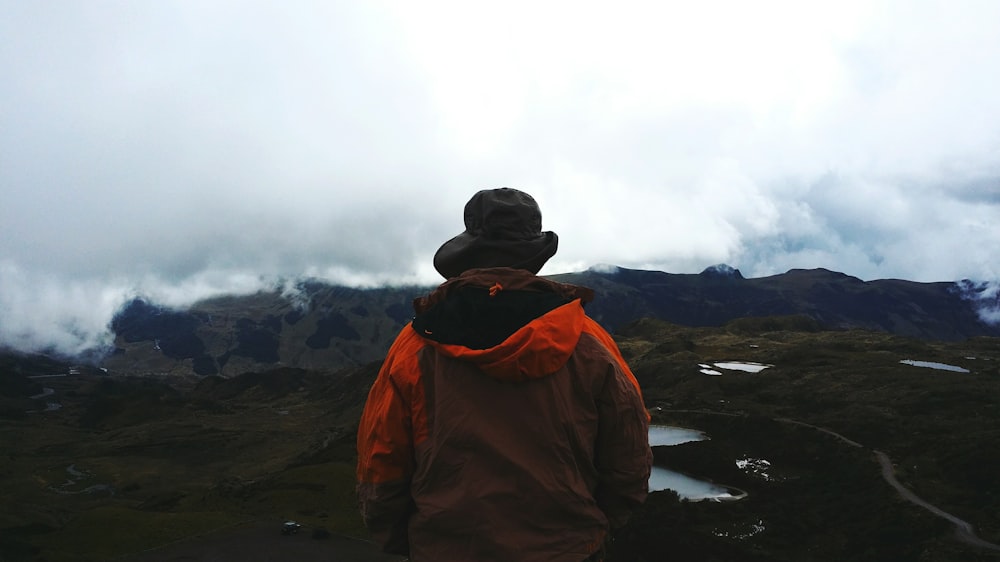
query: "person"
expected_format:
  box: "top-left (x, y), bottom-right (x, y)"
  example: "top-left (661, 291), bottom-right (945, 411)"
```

top-left (356, 188), bottom-right (651, 562)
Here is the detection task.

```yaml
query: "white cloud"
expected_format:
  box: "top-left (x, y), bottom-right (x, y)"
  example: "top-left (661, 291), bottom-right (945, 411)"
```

top-left (2, 0), bottom-right (1000, 354)
top-left (0, 262), bottom-right (127, 355)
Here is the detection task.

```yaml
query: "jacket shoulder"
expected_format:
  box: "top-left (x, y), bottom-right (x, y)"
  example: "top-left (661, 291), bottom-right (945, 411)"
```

top-left (579, 317), bottom-right (645, 402)
top-left (381, 323), bottom-right (430, 382)
top-left (580, 317), bottom-right (622, 356)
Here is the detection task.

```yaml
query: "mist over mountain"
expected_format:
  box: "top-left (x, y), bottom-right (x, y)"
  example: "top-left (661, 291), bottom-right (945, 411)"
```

top-left (44, 266), bottom-right (993, 378)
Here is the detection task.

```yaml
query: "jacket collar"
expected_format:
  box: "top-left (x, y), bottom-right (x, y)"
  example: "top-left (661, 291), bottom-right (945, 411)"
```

top-left (414, 267), bottom-right (594, 314)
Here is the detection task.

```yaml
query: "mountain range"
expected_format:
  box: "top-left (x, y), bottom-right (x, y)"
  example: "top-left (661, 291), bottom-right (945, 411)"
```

top-left (3, 266), bottom-right (1000, 560)
top-left (99, 265), bottom-right (1000, 378)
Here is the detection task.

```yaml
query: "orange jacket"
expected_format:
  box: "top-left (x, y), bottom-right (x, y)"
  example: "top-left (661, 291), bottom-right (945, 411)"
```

top-left (356, 268), bottom-right (651, 561)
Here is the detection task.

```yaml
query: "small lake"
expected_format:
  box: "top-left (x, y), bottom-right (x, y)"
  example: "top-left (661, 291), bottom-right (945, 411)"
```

top-left (649, 467), bottom-right (742, 501)
top-left (648, 425), bottom-right (744, 501)
top-left (900, 359), bottom-right (970, 373)
top-left (699, 361), bottom-right (773, 375)
top-left (648, 425), bottom-right (707, 447)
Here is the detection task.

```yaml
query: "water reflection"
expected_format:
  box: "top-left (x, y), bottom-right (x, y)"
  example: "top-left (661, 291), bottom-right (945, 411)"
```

top-left (648, 425), bottom-right (745, 501)
top-left (648, 425), bottom-right (707, 447)
top-left (699, 361), bottom-right (772, 375)
top-left (899, 359), bottom-right (970, 373)
top-left (649, 467), bottom-right (740, 501)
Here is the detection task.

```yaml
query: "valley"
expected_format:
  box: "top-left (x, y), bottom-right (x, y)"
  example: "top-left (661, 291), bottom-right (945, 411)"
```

top-left (2, 316), bottom-right (1000, 560)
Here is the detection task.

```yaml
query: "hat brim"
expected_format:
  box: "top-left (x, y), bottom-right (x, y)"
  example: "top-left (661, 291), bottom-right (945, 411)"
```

top-left (433, 231), bottom-right (558, 279)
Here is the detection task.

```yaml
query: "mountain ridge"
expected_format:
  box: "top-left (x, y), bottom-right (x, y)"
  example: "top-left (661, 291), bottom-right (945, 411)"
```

top-left (67, 265), bottom-right (1000, 377)
top-left (553, 265), bottom-right (996, 339)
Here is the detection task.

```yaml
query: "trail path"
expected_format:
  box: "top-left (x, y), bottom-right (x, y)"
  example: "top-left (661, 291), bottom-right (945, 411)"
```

top-left (664, 409), bottom-right (1000, 552)
top-left (872, 451), bottom-right (1000, 552)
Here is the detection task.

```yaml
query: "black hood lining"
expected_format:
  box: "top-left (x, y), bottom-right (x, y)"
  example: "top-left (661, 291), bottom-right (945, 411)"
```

top-left (411, 287), bottom-right (571, 350)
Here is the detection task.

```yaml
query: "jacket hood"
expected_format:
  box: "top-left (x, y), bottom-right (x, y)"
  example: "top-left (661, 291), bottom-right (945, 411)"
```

top-left (412, 268), bottom-right (594, 382)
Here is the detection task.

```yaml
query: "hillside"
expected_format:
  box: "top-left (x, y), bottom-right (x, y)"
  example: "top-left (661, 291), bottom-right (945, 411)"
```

top-left (2, 318), bottom-right (999, 561)
top-left (552, 266), bottom-right (996, 340)
top-left (100, 266), bottom-right (1000, 378)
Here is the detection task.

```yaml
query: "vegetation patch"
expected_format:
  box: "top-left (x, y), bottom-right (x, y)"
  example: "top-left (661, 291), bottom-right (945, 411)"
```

top-left (33, 507), bottom-right (242, 561)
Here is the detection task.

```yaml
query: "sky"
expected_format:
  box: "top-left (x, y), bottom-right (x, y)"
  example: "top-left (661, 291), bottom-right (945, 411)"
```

top-left (2, 0), bottom-right (999, 356)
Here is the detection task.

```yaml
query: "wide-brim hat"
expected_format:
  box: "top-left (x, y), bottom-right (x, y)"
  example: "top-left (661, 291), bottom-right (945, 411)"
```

top-left (433, 188), bottom-right (559, 279)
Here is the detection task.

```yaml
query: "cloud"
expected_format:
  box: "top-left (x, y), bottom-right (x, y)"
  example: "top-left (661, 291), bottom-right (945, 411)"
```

top-left (955, 280), bottom-right (1000, 326)
top-left (0, 262), bottom-right (126, 356)
top-left (2, 1), bottom-right (1000, 355)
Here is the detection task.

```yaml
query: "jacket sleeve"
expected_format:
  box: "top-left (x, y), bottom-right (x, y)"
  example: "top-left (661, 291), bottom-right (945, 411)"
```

top-left (356, 330), bottom-right (422, 555)
top-left (588, 322), bottom-right (652, 529)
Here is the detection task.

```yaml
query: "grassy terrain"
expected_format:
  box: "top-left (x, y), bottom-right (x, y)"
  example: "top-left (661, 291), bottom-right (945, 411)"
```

top-left (615, 317), bottom-right (1000, 560)
top-left (0, 365), bottom-right (377, 561)
top-left (2, 318), bottom-right (999, 561)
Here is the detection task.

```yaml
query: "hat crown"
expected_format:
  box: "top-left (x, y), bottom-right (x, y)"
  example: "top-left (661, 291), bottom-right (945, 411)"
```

top-left (464, 188), bottom-right (543, 240)
top-left (433, 187), bottom-right (558, 279)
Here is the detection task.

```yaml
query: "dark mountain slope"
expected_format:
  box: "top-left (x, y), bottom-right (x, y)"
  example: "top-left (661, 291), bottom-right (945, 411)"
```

top-left (103, 284), bottom-right (422, 377)
top-left (552, 266), bottom-right (996, 341)
top-left (96, 266), bottom-right (999, 377)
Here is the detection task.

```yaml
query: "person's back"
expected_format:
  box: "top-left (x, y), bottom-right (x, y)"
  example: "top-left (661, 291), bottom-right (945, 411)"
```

top-left (356, 188), bottom-right (651, 562)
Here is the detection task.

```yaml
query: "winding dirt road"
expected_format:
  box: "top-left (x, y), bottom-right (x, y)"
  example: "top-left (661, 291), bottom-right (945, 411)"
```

top-left (873, 451), bottom-right (1000, 552)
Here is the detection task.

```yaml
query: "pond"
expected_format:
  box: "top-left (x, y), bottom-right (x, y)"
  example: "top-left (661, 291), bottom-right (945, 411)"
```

top-left (699, 361), bottom-right (773, 375)
top-left (649, 467), bottom-right (742, 501)
top-left (899, 359), bottom-right (970, 373)
top-left (648, 425), bottom-right (745, 501)
top-left (648, 425), bottom-right (707, 447)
